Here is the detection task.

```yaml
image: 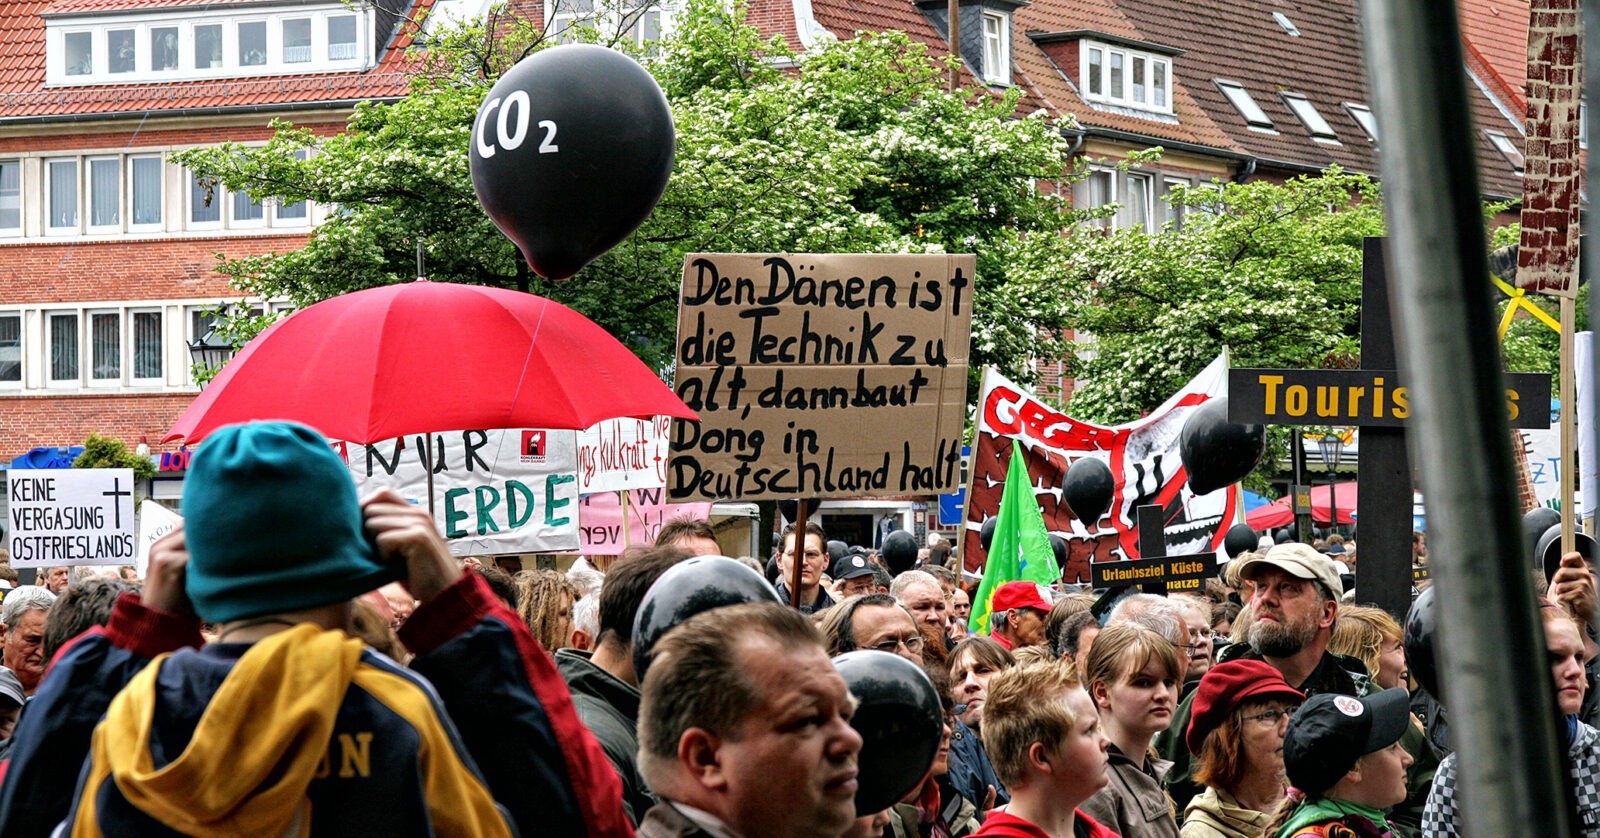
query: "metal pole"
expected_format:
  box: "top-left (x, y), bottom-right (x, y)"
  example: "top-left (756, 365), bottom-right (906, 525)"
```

top-left (1358, 2), bottom-right (1573, 833)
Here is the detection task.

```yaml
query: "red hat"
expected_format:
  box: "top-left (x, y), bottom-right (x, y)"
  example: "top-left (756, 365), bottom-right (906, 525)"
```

top-left (990, 581), bottom-right (1052, 615)
top-left (1185, 659), bottom-right (1304, 753)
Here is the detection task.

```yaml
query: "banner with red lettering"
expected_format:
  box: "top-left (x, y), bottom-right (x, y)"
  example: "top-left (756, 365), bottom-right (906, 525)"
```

top-left (962, 356), bottom-right (1235, 583)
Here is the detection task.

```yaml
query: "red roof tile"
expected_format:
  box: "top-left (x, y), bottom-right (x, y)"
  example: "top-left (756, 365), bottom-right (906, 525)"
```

top-left (1457, 0), bottom-right (1529, 116)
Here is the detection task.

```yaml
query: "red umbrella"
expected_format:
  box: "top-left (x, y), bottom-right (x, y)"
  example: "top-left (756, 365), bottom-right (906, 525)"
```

top-left (1243, 481), bottom-right (1358, 530)
top-left (165, 280), bottom-right (696, 444)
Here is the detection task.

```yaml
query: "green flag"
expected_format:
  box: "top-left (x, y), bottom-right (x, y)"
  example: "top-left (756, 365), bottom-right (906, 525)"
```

top-left (969, 439), bottom-right (1060, 635)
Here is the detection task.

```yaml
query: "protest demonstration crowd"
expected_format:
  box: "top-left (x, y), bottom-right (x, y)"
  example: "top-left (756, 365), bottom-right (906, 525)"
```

top-left (0, 418), bottom-right (1588, 837)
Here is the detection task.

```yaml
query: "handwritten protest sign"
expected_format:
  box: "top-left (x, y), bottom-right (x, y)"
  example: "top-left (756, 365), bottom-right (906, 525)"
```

top-left (135, 500), bottom-right (183, 577)
top-left (578, 489), bottom-right (712, 552)
top-left (578, 417), bottom-right (672, 493)
top-left (669, 253), bottom-right (974, 502)
top-left (7, 468), bottom-right (137, 567)
top-left (344, 429), bottom-right (580, 556)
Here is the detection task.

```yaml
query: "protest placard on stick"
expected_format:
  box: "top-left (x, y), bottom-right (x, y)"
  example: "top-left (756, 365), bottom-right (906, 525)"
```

top-left (669, 253), bottom-right (974, 502)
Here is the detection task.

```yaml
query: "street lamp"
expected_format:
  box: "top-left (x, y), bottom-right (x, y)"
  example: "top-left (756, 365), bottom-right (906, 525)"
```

top-left (187, 327), bottom-right (234, 389)
top-left (1318, 432), bottom-right (1345, 533)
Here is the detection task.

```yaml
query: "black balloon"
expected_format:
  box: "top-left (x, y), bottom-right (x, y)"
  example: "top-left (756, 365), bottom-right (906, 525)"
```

top-left (1049, 534), bottom-right (1068, 567)
top-left (778, 497), bottom-right (823, 523)
top-left (632, 555), bottom-right (780, 679)
top-left (827, 540), bottom-right (849, 563)
top-left (1062, 457), bottom-right (1114, 524)
top-left (881, 530), bottom-right (918, 575)
top-left (832, 650), bottom-right (942, 815)
top-left (1223, 523), bottom-right (1258, 559)
top-left (469, 45), bottom-right (675, 280)
top-left (1536, 522), bottom-right (1596, 583)
top-left (979, 517), bottom-right (998, 551)
top-left (1273, 527), bottom-right (1294, 545)
top-left (1524, 507), bottom-right (1562, 567)
top-left (1403, 585), bottom-right (1439, 702)
top-left (1179, 398), bottom-right (1266, 495)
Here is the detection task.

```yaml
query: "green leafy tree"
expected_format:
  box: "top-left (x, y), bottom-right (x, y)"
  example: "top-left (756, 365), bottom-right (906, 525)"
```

top-left (172, 0), bottom-right (1088, 383)
top-left (73, 434), bottom-right (157, 480)
top-left (1062, 168), bottom-right (1384, 425)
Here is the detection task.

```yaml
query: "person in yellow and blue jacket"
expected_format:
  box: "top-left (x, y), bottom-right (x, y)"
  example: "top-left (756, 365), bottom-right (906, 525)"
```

top-left (0, 420), bottom-right (631, 838)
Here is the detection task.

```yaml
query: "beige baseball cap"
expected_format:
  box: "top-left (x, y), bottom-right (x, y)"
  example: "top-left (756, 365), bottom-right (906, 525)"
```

top-left (1237, 542), bottom-right (1343, 597)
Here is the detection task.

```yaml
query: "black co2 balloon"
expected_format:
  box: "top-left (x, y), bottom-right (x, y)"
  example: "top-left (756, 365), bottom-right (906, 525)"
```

top-left (832, 650), bottom-right (942, 815)
top-left (631, 555), bottom-right (779, 680)
top-left (881, 530), bottom-right (918, 575)
top-left (1223, 523), bottom-right (1259, 559)
top-left (1062, 456), bottom-right (1114, 524)
top-left (1179, 398), bottom-right (1266, 495)
top-left (469, 44), bottom-right (675, 280)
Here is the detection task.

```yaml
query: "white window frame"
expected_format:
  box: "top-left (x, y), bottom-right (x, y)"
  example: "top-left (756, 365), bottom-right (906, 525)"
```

top-left (0, 158), bottom-right (21, 236)
top-left (188, 169), bottom-right (224, 230)
top-left (86, 155), bottom-right (122, 232)
top-left (46, 310), bottom-right (81, 385)
top-left (87, 308), bottom-right (124, 386)
top-left (45, 158), bottom-right (80, 234)
top-left (1345, 103), bottom-right (1378, 142)
top-left (1216, 80), bottom-right (1275, 131)
top-left (543, 0), bottom-right (679, 48)
top-left (0, 311), bottom-right (21, 388)
top-left (45, 6), bottom-right (372, 87)
top-left (129, 307), bottom-right (165, 384)
top-left (271, 149), bottom-right (310, 227)
top-left (128, 154), bottom-right (164, 231)
top-left (1281, 93), bottom-right (1338, 142)
top-left (1159, 175), bottom-right (1191, 229)
top-left (1486, 130), bottom-right (1525, 173)
top-left (981, 12), bottom-right (1010, 86)
top-left (1079, 40), bottom-right (1172, 114)
top-left (1123, 171), bottom-right (1153, 232)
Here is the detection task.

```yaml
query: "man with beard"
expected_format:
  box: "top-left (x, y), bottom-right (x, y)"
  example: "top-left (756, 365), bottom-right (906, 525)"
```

top-left (1157, 544), bottom-right (1437, 837)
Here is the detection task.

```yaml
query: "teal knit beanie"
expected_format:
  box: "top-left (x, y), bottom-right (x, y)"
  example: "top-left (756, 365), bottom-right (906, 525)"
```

top-left (182, 421), bottom-right (404, 624)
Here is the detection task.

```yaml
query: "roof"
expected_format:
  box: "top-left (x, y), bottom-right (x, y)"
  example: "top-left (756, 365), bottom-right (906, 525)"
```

top-left (1457, 0), bottom-right (1529, 118)
top-left (0, 0), bottom-right (425, 120)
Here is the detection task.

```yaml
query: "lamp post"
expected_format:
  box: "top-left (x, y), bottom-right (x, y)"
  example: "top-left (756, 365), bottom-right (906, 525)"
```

top-left (1319, 432), bottom-right (1345, 534)
top-left (187, 327), bottom-right (234, 389)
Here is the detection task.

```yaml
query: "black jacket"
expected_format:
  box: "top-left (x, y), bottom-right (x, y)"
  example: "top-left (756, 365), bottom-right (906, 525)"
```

top-left (555, 647), bottom-right (655, 825)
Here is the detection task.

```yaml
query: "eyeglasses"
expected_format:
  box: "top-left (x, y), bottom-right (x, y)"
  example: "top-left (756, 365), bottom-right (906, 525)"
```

top-left (1240, 707), bottom-right (1295, 726)
top-left (871, 635), bottom-right (925, 655)
top-left (1170, 642), bottom-right (1198, 653)
top-left (784, 550), bottom-right (825, 561)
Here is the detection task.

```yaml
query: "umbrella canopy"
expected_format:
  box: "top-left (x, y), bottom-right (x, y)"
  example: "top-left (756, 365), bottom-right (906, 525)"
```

top-left (166, 281), bottom-right (697, 444)
top-left (1244, 481), bottom-right (1359, 530)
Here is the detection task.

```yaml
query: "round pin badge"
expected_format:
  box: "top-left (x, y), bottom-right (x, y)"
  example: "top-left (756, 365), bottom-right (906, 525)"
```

top-left (1333, 695), bottom-right (1364, 717)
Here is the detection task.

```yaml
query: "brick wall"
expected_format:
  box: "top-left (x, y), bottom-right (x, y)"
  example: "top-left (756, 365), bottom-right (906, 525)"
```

top-left (0, 392), bottom-right (195, 454)
top-left (0, 234), bottom-right (308, 303)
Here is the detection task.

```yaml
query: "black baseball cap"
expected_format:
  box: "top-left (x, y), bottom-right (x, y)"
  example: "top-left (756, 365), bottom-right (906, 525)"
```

top-left (1282, 688), bottom-right (1410, 795)
top-left (832, 553), bottom-right (876, 581)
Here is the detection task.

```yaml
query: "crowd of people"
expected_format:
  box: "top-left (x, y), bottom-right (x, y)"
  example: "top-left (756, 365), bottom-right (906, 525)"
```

top-left (0, 419), bottom-right (1591, 836)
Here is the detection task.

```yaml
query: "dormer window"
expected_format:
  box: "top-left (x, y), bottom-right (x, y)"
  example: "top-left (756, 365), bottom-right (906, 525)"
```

top-left (1080, 40), bottom-right (1171, 114)
top-left (982, 12), bottom-right (1011, 85)
top-left (1281, 93), bottom-right (1338, 142)
top-left (45, 5), bottom-right (373, 86)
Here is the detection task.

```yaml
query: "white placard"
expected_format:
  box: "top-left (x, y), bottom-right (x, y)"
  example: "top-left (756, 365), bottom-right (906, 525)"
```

top-left (7, 469), bottom-right (137, 567)
top-left (577, 417), bottom-right (672, 493)
top-left (344, 429), bottom-right (580, 556)
top-left (135, 500), bottom-right (184, 577)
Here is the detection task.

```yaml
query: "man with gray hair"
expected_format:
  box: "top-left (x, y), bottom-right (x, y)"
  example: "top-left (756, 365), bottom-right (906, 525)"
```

top-left (1108, 591), bottom-right (1191, 680)
top-left (0, 586), bottom-right (56, 696)
top-left (890, 569), bottom-right (950, 632)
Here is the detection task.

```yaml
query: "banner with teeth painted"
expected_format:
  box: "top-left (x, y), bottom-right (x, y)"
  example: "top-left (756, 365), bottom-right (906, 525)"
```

top-left (962, 356), bottom-right (1235, 584)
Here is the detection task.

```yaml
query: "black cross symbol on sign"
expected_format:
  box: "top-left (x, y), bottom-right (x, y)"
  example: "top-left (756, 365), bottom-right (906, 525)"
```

top-left (102, 477), bottom-right (131, 529)
top-left (1088, 504), bottom-right (1219, 595)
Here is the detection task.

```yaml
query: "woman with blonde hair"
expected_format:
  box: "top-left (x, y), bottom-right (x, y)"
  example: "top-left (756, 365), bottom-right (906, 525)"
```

top-left (1328, 604), bottom-right (1408, 690)
top-left (1080, 622), bottom-right (1183, 838)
